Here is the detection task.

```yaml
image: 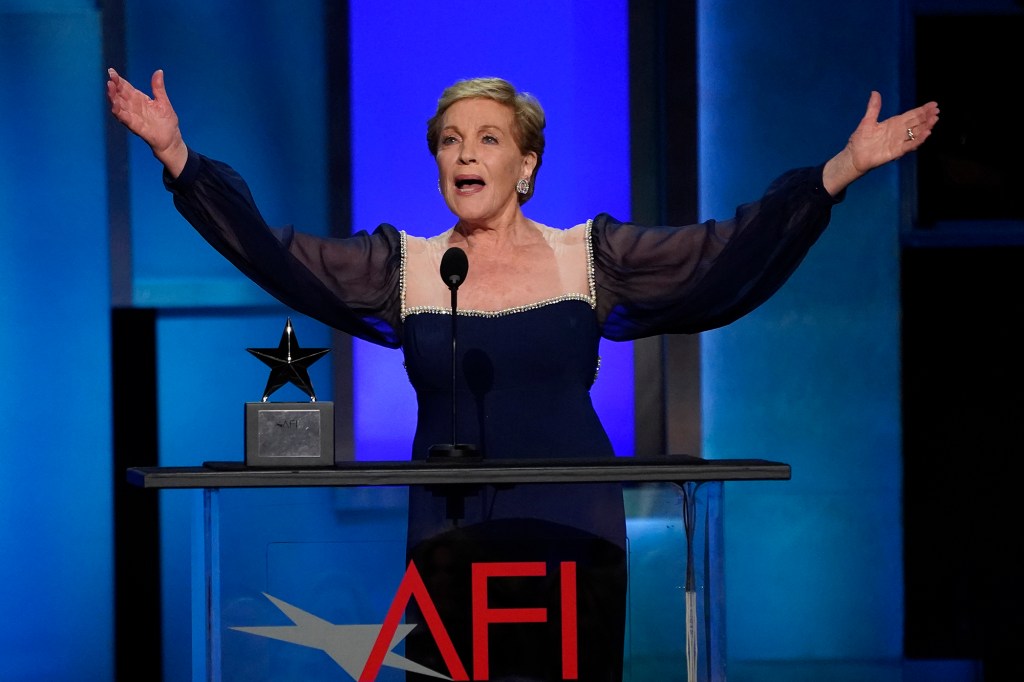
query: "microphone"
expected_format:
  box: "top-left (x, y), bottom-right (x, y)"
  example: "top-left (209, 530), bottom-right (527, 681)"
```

top-left (440, 246), bottom-right (468, 290)
top-left (429, 247), bottom-right (480, 462)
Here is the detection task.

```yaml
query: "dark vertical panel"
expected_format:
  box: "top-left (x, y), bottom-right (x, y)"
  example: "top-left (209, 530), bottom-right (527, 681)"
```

top-left (103, 0), bottom-right (132, 308)
top-left (111, 308), bottom-right (162, 681)
top-left (902, 3), bottom-right (1024, 675)
top-left (324, 0), bottom-right (355, 460)
top-left (666, 333), bottom-right (702, 455)
top-left (902, 3), bottom-right (1024, 248)
top-left (913, 14), bottom-right (1023, 229)
top-left (661, 0), bottom-right (702, 458)
top-left (105, 0), bottom-right (163, 677)
top-left (902, 246), bottom-right (1024, 678)
top-left (629, 0), bottom-right (701, 457)
top-left (629, 2), bottom-right (667, 456)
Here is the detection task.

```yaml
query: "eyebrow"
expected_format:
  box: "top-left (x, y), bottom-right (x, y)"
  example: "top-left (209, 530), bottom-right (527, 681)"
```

top-left (441, 124), bottom-right (505, 134)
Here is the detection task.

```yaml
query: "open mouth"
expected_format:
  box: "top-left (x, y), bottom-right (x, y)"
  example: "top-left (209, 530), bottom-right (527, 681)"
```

top-left (455, 176), bottom-right (484, 190)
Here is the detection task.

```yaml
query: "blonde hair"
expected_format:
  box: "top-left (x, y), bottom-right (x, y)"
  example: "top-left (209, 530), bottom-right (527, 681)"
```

top-left (426, 77), bottom-right (546, 204)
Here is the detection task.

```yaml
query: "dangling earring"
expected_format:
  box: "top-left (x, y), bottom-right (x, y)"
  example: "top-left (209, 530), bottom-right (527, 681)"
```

top-left (516, 178), bottom-right (530, 195)
top-left (437, 179), bottom-right (442, 195)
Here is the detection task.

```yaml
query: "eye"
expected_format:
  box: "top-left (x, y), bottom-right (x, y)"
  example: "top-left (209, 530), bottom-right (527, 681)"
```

top-left (440, 134), bottom-right (459, 146)
top-left (482, 134), bottom-right (498, 144)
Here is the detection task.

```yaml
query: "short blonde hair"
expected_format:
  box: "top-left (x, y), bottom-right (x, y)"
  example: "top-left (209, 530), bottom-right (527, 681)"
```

top-left (426, 77), bottom-right (546, 204)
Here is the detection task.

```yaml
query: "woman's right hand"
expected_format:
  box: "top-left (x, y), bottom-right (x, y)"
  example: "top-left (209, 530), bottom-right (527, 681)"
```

top-left (106, 68), bottom-right (188, 178)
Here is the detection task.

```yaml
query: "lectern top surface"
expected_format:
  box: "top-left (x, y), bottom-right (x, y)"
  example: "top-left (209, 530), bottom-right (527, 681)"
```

top-left (126, 455), bottom-right (791, 489)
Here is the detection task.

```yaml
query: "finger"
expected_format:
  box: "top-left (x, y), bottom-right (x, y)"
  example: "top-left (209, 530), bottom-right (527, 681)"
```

top-left (151, 69), bottom-right (167, 102)
top-left (105, 75), bottom-right (125, 111)
top-left (904, 107), bottom-right (939, 138)
top-left (107, 67), bottom-right (140, 106)
top-left (910, 102), bottom-right (939, 125)
top-left (918, 103), bottom-right (940, 129)
top-left (861, 90), bottom-right (882, 126)
top-left (106, 68), bottom-right (124, 101)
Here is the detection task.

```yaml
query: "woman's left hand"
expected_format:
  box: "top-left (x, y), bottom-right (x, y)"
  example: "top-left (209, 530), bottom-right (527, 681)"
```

top-left (823, 90), bottom-right (939, 196)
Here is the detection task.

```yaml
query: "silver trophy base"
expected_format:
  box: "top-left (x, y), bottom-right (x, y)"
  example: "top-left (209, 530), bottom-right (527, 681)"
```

top-left (244, 402), bottom-right (334, 467)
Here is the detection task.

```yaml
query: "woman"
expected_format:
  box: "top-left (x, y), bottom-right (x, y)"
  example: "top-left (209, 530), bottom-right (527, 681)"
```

top-left (106, 68), bottom-right (938, 681)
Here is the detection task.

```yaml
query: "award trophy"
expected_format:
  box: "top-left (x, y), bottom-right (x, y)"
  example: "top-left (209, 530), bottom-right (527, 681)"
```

top-left (244, 318), bottom-right (334, 467)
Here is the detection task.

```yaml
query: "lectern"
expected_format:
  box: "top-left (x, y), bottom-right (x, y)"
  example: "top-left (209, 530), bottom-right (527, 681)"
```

top-left (128, 456), bottom-right (789, 682)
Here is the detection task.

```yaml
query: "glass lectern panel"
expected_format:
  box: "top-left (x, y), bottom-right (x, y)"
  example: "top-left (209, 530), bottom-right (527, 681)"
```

top-left (192, 481), bottom-right (724, 682)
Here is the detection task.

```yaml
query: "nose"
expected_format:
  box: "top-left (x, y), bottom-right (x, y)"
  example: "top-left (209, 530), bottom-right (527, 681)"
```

top-left (457, 139), bottom-right (476, 164)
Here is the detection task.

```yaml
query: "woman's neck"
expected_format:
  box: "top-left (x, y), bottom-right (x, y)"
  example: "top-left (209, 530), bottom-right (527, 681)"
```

top-left (452, 216), bottom-right (541, 253)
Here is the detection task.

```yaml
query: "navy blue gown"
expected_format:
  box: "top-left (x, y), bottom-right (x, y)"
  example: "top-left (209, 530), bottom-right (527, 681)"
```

top-left (165, 148), bottom-right (841, 680)
top-left (402, 303), bottom-right (627, 681)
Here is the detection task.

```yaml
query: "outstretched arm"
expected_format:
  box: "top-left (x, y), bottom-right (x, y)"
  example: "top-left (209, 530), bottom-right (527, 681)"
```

top-left (106, 68), bottom-right (189, 178)
top-left (822, 90), bottom-right (939, 196)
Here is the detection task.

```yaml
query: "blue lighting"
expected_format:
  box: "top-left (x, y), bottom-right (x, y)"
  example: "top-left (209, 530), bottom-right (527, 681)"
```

top-left (349, 0), bottom-right (632, 459)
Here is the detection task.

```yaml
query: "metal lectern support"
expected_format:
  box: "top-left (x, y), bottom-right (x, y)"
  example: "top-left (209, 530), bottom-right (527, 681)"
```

top-left (193, 488), bottom-right (223, 682)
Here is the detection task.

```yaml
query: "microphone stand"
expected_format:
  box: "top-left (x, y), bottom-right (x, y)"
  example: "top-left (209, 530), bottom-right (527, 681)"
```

top-left (428, 248), bottom-right (480, 463)
top-left (448, 285), bottom-right (459, 451)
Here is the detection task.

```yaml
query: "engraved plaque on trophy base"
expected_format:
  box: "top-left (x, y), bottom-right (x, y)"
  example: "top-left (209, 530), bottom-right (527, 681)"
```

top-left (245, 402), bottom-right (334, 467)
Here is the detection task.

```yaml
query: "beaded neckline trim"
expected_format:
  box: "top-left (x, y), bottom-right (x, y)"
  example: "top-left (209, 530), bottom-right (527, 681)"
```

top-left (404, 293), bottom-right (594, 319)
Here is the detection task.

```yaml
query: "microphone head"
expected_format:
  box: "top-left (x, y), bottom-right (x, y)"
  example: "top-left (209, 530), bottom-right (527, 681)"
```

top-left (440, 246), bottom-right (469, 290)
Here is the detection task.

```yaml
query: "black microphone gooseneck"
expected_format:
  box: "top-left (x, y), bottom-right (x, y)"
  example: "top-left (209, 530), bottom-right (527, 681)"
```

top-left (428, 247), bottom-right (480, 462)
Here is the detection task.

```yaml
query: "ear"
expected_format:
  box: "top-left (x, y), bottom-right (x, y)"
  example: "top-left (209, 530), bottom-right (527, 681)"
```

top-left (521, 151), bottom-right (538, 178)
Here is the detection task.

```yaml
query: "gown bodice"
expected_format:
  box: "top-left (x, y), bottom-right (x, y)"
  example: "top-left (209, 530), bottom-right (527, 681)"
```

top-left (403, 300), bottom-right (613, 463)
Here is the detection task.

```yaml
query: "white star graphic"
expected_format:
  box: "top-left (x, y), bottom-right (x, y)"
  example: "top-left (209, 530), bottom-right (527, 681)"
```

top-left (231, 592), bottom-right (451, 680)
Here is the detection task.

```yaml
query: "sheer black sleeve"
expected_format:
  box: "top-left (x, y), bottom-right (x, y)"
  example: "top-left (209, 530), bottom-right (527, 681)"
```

top-left (164, 149), bottom-right (403, 348)
top-left (593, 164), bottom-right (843, 341)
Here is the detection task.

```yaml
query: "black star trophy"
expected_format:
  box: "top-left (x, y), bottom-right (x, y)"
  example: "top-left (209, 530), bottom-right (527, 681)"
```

top-left (244, 318), bottom-right (334, 467)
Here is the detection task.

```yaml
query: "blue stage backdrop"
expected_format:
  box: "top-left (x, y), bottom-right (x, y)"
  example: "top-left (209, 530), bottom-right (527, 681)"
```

top-left (699, 0), bottom-right (904, 666)
top-left (0, 5), bottom-right (113, 681)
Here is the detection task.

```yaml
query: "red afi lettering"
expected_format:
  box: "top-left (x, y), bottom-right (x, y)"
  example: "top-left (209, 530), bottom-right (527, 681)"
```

top-left (361, 560), bottom-right (579, 681)
top-left (360, 561), bottom-right (468, 681)
top-left (471, 561), bottom-right (578, 680)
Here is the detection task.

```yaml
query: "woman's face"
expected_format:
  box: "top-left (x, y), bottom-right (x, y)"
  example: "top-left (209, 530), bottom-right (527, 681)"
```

top-left (436, 97), bottom-right (536, 225)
